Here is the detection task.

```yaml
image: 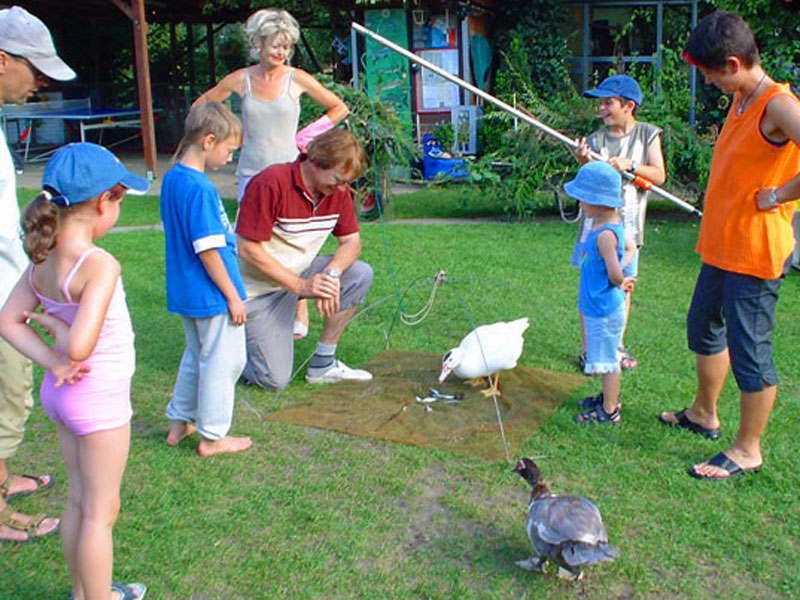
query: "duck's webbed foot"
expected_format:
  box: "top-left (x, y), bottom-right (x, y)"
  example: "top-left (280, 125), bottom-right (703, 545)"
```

top-left (516, 556), bottom-right (546, 572)
top-left (556, 566), bottom-right (583, 580)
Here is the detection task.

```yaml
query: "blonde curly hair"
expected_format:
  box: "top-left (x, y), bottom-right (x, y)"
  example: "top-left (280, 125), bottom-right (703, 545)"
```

top-left (243, 9), bottom-right (300, 61)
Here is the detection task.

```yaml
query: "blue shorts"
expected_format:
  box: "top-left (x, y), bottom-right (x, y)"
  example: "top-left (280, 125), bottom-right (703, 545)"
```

top-left (686, 263), bottom-right (780, 392)
top-left (582, 303), bottom-right (625, 375)
top-left (623, 248), bottom-right (639, 278)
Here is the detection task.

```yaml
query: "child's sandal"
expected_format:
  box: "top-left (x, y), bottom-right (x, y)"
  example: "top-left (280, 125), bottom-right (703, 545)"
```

top-left (575, 403), bottom-right (621, 424)
top-left (577, 350), bottom-right (588, 374)
top-left (619, 346), bottom-right (637, 370)
top-left (577, 392), bottom-right (603, 409)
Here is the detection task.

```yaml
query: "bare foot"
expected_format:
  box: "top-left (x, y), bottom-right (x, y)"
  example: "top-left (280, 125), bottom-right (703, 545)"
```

top-left (197, 436), bottom-right (252, 457)
top-left (0, 510), bottom-right (59, 543)
top-left (166, 421), bottom-right (196, 446)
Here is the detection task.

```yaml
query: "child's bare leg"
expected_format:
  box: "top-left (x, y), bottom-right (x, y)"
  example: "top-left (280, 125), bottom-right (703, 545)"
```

top-left (293, 299), bottom-right (309, 340)
top-left (197, 435), bottom-right (252, 457)
top-left (166, 420), bottom-right (196, 446)
top-left (56, 424), bottom-right (84, 598)
top-left (620, 291), bottom-right (631, 346)
top-left (76, 424), bottom-right (130, 600)
top-left (601, 371), bottom-right (621, 413)
top-left (579, 311), bottom-right (586, 352)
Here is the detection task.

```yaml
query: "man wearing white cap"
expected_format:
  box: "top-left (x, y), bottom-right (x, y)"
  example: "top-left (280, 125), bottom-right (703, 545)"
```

top-left (0, 5), bottom-right (76, 543)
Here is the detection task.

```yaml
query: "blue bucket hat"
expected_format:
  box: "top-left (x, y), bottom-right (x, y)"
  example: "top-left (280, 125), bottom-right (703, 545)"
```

top-left (43, 143), bottom-right (149, 207)
top-left (563, 161), bottom-right (623, 208)
top-left (583, 74), bottom-right (642, 106)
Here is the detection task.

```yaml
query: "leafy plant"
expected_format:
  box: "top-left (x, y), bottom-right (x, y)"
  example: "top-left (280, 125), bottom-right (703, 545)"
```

top-left (300, 76), bottom-right (420, 210)
top-left (480, 5), bottom-right (718, 215)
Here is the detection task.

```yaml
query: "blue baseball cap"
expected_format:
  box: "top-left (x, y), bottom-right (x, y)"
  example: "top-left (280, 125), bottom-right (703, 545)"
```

top-left (563, 161), bottom-right (623, 208)
top-left (583, 75), bottom-right (642, 106)
top-left (43, 143), bottom-right (149, 207)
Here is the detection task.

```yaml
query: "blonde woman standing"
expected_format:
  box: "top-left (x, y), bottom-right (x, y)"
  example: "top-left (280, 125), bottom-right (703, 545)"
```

top-left (194, 8), bottom-right (349, 339)
top-left (195, 8), bottom-right (349, 201)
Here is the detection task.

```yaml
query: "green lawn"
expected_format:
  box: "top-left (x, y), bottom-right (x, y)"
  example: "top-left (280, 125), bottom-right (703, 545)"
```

top-left (6, 191), bottom-right (800, 598)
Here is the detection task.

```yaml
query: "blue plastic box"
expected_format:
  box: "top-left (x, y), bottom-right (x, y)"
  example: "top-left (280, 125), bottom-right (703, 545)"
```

top-left (422, 156), bottom-right (468, 181)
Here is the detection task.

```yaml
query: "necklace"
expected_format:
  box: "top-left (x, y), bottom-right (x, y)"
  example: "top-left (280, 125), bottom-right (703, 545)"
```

top-left (736, 71), bottom-right (768, 116)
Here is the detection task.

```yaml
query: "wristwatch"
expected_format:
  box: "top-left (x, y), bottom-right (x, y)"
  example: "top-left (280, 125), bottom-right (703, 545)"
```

top-left (627, 160), bottom-right (639, 174)
top-left (323, 267), bottom-right (341, 279)
top-left (766, 188), bottom-right (780, 208)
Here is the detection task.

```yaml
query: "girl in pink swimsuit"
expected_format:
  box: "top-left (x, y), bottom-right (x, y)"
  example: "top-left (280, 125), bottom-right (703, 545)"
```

top-left (0, 143), bottom-right (148, 600)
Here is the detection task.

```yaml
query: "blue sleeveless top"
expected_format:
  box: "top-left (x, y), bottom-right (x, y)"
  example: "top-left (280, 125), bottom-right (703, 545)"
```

top-left (577, 223), bottom-right (625, 318)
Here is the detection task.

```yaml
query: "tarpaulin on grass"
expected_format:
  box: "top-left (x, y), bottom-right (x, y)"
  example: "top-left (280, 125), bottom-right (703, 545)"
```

top-left (263, 349), bottom-right (585, 461)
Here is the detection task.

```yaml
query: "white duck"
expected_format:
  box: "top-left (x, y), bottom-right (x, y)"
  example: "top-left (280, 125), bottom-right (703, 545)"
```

top-left (438, 318), bottom-right (529, 397)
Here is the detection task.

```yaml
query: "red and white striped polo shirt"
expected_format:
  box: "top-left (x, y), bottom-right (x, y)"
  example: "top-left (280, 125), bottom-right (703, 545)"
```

top-left (235, 156), bottom-right (359, 298)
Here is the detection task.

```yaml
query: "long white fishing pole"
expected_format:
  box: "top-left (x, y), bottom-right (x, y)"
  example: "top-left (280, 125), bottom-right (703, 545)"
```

top-left (352, 22), bottom-right (702, 217)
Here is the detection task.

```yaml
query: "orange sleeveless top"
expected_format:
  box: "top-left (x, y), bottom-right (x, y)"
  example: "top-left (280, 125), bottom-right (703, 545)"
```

top-left (697, 83), bottom-right (800, 279)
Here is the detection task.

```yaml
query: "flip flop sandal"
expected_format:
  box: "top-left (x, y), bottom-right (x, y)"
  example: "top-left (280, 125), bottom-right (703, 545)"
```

top-left (688, 452), bottom-right (761, 480)
top-left (68, 582), bottom-right (147, 600)
top-left (574, 403), bottom-right (621, 424)
top-left (111, 582), bottom-right (148, 600)
top-left (0, 506), bottom-right (59, 544)
top-left (0, 473), bottom-right (55, 502)
top-left (659, 408), bottom-right (721, 440)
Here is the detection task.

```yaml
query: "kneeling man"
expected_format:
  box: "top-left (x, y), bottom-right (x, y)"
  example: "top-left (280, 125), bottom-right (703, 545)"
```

top-left (236, 129), bottom-right (373, 389)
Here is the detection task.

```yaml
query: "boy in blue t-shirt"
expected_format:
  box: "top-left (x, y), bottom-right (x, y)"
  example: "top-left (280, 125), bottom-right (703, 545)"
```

top-left (564, 162), bottom-right (635, 424)
top-left (160, 102), bottom-right (252, 456)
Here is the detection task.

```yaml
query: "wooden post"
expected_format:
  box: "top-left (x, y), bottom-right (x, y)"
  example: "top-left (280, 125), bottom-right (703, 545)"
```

top-left (130, 0), bottom-right (157, 179)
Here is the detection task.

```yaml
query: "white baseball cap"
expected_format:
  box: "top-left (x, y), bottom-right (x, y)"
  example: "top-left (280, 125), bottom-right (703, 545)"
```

top-left (0, 6), bottom-right (76, 81)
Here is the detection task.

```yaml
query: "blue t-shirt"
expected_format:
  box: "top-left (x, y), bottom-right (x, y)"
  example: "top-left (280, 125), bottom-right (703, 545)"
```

top-left (160, 163), bottom-right (246, 317)
top-left (577, 223), bottom-right (625, 318)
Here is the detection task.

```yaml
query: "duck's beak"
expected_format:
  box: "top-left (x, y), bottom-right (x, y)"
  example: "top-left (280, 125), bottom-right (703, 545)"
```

top-left (438, 365), bottom-right (452, 383)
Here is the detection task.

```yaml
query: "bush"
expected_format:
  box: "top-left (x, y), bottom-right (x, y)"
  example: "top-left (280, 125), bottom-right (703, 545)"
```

top-left (300, 76), bottom-right (419, 210)
top-left (479, 4), bottom-right (719, 216)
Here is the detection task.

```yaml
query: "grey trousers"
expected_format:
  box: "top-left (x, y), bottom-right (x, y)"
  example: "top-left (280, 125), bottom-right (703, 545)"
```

top-left (165, 314), bottom-right (246, 440)
top-left (242, 255), bottom-right (373, 390)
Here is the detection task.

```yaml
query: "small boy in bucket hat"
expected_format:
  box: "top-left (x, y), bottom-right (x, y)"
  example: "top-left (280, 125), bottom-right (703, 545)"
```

top-left (571, 74), bottom-right (666, 372)
top-left (565, 161), bottom-right (636, 424)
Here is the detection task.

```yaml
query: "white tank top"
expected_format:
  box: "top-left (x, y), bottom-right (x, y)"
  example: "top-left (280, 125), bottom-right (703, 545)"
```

top-left (236, 66), bottom-right (301, 176)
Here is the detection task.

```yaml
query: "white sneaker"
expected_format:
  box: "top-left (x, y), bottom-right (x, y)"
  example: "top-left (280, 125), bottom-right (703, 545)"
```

top-left (305, 359), bottom-right (373, 384)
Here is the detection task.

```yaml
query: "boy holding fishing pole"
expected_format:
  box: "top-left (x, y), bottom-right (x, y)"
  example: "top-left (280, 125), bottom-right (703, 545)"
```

top-left (572, 74), bottom-right (666, 372)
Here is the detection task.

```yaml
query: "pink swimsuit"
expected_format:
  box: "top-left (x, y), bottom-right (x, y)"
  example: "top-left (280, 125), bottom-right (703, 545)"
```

top-left (30, 247), bottom-right (136, 435)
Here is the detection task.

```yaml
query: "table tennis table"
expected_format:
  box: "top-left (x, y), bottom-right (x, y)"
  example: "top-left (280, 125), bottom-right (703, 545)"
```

top-left (1, 98), bottom-right (150, 163)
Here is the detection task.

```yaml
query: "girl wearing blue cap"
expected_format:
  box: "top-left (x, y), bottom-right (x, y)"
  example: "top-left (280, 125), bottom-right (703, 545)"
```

top-left (0, 143), bottom-right (147, 599)
top-left (565, 161), bottom-right (636, 424)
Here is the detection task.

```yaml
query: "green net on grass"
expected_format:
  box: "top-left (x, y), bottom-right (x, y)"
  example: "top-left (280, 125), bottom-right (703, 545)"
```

top-left (264, 349), bottom-right (585, 461)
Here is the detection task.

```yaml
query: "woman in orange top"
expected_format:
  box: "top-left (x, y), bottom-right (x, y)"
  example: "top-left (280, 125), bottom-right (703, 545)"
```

top-left (659, 11), bottom-right (800, 479)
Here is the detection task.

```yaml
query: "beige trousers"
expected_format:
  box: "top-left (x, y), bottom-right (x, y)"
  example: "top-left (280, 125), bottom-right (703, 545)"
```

top-left (0, 337), bottom-right (33, 460)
